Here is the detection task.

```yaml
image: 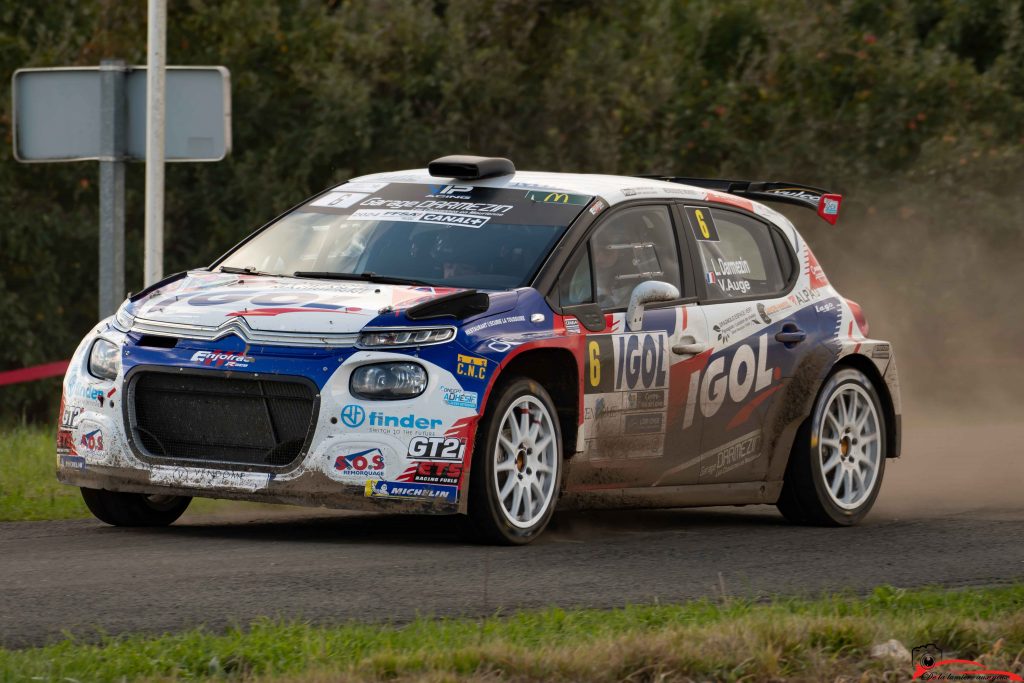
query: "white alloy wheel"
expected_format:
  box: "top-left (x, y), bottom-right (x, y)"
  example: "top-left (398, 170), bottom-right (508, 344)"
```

top-left (817, 383), bottom-right (882, 510)
top-left (493, 396), bottom-right (559, 528)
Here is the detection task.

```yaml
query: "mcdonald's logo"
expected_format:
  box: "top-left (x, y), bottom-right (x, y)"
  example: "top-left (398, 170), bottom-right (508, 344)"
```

top-left (525, 190), bottom-right (589, 206)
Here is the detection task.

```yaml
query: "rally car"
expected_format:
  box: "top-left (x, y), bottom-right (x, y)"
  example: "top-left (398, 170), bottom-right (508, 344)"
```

top-left (57, 155), bottom-right (901, 544)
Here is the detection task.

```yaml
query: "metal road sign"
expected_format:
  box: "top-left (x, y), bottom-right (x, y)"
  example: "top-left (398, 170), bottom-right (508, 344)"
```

top-left (11, 62), bottom-right (231, 319)
top-left (12, 65), bottom-right (230, 162)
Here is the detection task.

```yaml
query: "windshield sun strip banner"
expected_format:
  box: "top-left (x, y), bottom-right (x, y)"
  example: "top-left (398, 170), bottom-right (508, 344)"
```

top-left (296, 183), bottom-right (593, 228)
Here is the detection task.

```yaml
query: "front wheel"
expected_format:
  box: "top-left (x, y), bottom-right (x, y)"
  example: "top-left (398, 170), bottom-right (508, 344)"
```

top-left (777, 367), bottom-right (887, 526)
top-left (81, 488), bottom-right (191, 527)
top-left (466, 377), bottom-right (562, 544)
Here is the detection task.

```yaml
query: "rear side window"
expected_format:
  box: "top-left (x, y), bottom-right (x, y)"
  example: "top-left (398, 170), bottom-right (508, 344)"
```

top-left (683, 207), bottom-right (785, 300)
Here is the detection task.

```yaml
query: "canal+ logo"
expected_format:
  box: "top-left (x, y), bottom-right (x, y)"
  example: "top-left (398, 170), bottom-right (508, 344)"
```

top-left (340, 405), bottom-right (366, 428)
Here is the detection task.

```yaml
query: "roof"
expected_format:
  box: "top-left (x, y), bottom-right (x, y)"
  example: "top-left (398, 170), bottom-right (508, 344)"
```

top-left (349, 168), bottom-right (798, 240)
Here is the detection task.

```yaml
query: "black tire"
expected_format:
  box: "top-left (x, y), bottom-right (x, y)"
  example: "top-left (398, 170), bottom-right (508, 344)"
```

top-left (466, 377), bottom-right (563, 545)
top-left (777, 367), bottom-right (887, 526)
top-left (81, 488), bottom-right (191, 527)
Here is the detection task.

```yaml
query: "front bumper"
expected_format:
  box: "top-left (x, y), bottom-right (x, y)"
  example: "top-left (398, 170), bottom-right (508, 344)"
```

top-left (57, 322), bottom-right (486, 514)
top-left (57, 459), bottom-right (456, 513)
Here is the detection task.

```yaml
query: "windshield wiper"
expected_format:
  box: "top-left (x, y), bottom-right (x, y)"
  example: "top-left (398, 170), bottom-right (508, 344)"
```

top-left (217, 265), bottom-right (275, 276)
top-left (293, 271), bottom-right (434, 287)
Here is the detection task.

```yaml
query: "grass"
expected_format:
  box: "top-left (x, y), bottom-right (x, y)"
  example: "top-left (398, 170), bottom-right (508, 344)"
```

top-left (0, 425), bottom-right (87, 521)
top-left (0, 425), bottom-right (285, 522)
top-left (1, 584), bottom-right (1022, 682)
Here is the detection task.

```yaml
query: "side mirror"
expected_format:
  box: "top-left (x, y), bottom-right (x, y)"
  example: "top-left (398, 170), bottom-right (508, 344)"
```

top-left (626, 281), bottom-right (679, 332)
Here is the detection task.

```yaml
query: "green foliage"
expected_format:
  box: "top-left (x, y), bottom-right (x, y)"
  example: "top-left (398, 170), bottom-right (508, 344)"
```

top-left (0, 424), bottom-right (281, 520)
top-left (2, 0), bottom-right (1023, 419)
top-left (0, 583), bottom-right (1021, 682)
top-left (0, 424), bottom-right (86, 520)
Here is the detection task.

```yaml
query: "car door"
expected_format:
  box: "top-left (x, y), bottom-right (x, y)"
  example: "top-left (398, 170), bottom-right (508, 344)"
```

top-left (557, 202), bottom-right (709, 490)
top-left (674, 204), bottom-right (811, 484)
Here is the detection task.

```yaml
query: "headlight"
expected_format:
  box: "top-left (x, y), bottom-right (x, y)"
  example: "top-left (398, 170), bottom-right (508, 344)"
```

top-left (88, 338), bottom-right (121, 381)
top-left (358, 327), bottom-right (455, 348)
top-left (112, 302), bottom-right (135, 332)
top-left (350, 362), bottom-right (427, 400)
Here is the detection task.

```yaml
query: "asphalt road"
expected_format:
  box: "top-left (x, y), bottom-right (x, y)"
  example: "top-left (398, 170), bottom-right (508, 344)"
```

top-left (2, 415), bottom-right (1022, 648)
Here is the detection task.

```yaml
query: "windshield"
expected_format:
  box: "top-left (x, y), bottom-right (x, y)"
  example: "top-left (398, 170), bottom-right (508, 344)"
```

top-left (218, 182), bottom-right (592, 290)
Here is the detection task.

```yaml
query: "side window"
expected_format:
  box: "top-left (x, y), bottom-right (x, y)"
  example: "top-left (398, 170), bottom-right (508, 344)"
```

top-left (559, 247), bottom-right (593, 306)
top-left (589, 205), bottom-right (681, 310)
top-left (684, 207), bottom-right (785, 300)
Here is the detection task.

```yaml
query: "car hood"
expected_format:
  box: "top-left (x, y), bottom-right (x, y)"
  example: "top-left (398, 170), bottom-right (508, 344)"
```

top-left (127, 270), bottom-right (466, 335)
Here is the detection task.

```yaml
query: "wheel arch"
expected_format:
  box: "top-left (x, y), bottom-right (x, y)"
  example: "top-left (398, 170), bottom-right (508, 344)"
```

top-left (832, 353), bottom-right (900, 459)
top-left (767, 349), bottom-right (900, 493)
top-left (490, 348), bottom-right (581, 460)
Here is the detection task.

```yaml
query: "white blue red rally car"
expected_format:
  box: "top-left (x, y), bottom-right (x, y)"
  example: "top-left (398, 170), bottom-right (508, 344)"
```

top-left (58, 155), bottom-right (901, 543)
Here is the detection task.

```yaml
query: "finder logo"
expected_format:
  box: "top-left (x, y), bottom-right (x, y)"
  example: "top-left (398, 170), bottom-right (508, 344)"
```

top-left (340, 404), bottom-right (366, 428)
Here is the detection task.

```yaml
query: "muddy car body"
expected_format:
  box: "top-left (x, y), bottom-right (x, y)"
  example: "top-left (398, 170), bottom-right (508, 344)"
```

top-left (58, 156), bottom-right (901, 543)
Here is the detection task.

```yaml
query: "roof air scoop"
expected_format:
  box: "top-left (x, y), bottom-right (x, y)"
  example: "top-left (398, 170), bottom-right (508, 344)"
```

top-left (428, 155), bottom-right (515, 180)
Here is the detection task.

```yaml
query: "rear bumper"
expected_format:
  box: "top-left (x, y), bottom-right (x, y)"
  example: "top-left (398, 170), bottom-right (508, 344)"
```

top-left (891, 413), bottom-right (902, 459)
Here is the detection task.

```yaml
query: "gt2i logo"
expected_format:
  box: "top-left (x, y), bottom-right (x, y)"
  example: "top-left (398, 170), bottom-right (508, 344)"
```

top-left (585, 332), bottom-right (668, 394)
top-left (60, 405), bottom-right (84, 429)
top-left (79, 429), bottom-right (104, 452)
top-left (683, 334), bottom-right (779, 429)
top-left (333, 447), bottom-right (385, 478)
top-left (190, 350), bottom-right (254, 368)
top-left (407, 436), bottom-right (465, 461)
top-left (456, 354), bottom-right (488, 380)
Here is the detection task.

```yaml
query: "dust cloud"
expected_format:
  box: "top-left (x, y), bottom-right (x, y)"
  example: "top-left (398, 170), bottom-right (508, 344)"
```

top-left (799, 192), bottom-right (1024, 517)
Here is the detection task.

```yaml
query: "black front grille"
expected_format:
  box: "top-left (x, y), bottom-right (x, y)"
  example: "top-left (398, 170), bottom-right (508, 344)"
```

top-left (130, 371), bottom-right (317, 468)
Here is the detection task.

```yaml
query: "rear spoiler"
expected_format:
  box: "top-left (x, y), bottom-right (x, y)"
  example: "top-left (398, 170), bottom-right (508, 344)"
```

top-left (639, 176), bottom-right (843, 225)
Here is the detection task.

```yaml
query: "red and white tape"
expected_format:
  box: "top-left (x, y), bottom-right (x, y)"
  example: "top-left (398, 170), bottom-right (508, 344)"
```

top-left (0, 360), bottom-right (70, 387)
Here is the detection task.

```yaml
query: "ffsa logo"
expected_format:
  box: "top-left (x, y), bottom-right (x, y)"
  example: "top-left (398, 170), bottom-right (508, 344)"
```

top-left (428, 184), bottom-right (472, 198)
top-left (682, 334), bottom-right (778, 428)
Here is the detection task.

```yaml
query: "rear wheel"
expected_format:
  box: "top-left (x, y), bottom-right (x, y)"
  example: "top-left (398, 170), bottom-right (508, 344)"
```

top-left (777, 367), bottom-right (886, 526)
top-left (466, 377), bottom-right (562, 544)
top-left (81, 488), bottom-right (191, 527)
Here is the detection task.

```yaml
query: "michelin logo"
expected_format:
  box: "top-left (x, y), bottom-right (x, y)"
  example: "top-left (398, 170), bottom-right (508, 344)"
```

top-left (364, 480), bottom-right (457, 502)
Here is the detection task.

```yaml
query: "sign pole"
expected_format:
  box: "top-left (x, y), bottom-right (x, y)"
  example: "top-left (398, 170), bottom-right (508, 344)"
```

top-left (144, 0), bottom-right (167, 286)
top-left (98, 59), bottom-right (126, 319)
